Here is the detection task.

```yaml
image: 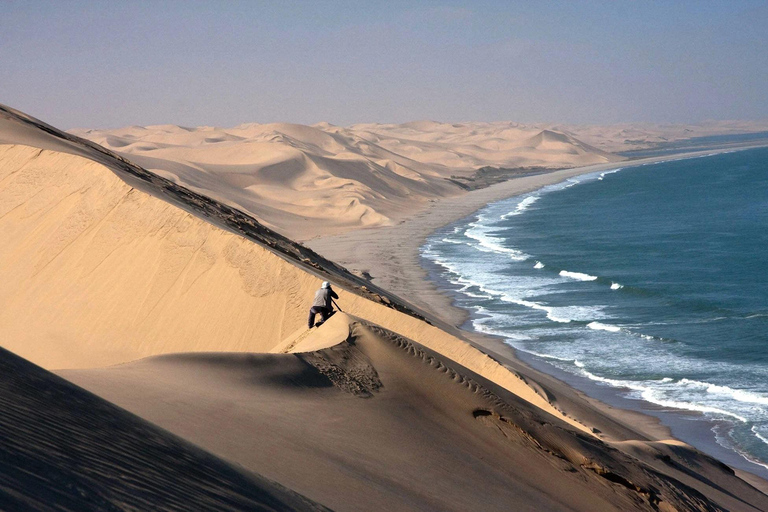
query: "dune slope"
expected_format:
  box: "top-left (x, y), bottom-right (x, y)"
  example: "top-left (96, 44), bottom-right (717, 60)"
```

top-left (60, 313), bottom-right (768, 512)
top-left (0, 105), bottom-right (597, 441)
top-left (0, 346), bottom-right (325, 511)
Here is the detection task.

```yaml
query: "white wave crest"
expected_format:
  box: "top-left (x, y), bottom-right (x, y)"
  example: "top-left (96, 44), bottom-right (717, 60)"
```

top-left (504, 298), bottom-right (569, 322)
top-left (462, 290), bottom-right (493, 299)
top-left (501, 195), bottom-right (540, 218)
top-left (587, 322), bottom-right (622, 333)
top-left (610, 282), bottom-right (623, 290)
top-left (575, 371), bottom-right (750, 422)
top-left (598, 168), bottom-right (623, 180)
top-left (678, 379), bottom-right (768, 406)
top-left (534, 261), bottom-right (545, 269)
top-left (465, 222), bottom-right (528, 261)
top-left (520, 350), bottom-right (574, 362)
top-left (639, 389), bottom-right (748, 422)
top-left (752, 426), bottom-right (768, 447)
top-left (578, 369), bottom-right (649, 392)
top-left (560, 270), bottom-right (598, 281)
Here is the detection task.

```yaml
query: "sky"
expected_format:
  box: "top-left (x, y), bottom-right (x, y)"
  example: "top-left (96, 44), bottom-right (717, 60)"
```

top-left (2, 1), bottom-right (767, 129)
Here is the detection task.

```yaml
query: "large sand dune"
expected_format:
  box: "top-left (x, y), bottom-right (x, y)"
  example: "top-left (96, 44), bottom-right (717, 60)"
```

top-left (0, 140), bottom-right (595, 438)
top-left (0, 106), bottom-right (591, 436)
top-left (70, 117), bottom-right (768, 240)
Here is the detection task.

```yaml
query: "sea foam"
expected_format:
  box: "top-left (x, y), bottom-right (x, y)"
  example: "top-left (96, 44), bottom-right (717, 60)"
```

top-left (465, 218), bottom-right (528, 261)
top-left (598, 168), bottom-right (623, 180)
top-left (501, 195), bottom-right (540, 218)
top-left (587, 321), bottom-right (622, 333)
top-left (560, 270), bottom-right (598, 281)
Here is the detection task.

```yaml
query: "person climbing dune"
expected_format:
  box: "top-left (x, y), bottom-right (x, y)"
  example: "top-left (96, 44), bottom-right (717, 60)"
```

top-left (308, 281), bottom-right (339, 328)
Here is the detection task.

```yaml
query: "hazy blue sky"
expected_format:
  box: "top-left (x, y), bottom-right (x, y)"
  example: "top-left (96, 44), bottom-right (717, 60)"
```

top-left (2, 1), bottom-right (767, 129)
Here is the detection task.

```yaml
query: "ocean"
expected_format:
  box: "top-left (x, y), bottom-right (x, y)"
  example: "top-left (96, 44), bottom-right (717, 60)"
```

top-left (421, 147), bottom-right (768, 477)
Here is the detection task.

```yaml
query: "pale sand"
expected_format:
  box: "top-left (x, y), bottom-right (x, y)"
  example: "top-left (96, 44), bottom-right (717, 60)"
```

top-left (3, 103), bottom-right (768, 509)
top-left (67, 120), bottom-right (624, 240)
top-left (67, 118), bottom-right (768, 240)
top-left (0, 107), bottom-right (598, 437)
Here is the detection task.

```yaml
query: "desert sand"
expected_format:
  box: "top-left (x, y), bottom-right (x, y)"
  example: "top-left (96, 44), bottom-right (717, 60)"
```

top-left (59, 313), bottom-right (768, 512)
top-left (67, 118), bottom-right (768, 241)
top-left (67, 120), bottom-right (625, 240)
top-left (2, 102), bottom-right (768, 510)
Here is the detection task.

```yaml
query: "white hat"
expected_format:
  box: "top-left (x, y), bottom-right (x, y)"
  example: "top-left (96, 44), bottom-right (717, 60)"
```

top-left (322, 281), bottom-right (331, 289)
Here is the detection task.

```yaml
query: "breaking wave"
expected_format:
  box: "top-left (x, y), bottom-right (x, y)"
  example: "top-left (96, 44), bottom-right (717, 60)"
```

top-left (560, 270), bottom-right (598, 281)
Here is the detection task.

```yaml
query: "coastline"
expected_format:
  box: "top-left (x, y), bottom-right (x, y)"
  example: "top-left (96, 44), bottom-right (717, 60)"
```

top-left (307, 144), bottom-right (768, 329)
top-left (308, 143), bottom-right (768, 492)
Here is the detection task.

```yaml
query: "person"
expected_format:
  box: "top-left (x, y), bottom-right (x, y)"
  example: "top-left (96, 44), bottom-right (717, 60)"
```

top-left (308, 281), bottom-right (338, 328)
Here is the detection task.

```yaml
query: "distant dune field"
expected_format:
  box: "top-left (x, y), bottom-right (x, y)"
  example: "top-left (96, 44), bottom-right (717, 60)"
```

top-left (69, 120), bottom-right (625, 239)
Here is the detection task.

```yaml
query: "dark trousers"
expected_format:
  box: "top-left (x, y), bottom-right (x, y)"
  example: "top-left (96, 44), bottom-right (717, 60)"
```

top-left (308, 306), bottom-right (332, 328)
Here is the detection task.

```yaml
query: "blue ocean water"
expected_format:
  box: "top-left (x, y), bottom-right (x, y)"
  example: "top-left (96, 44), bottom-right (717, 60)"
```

top-left (422, 147), bottom-right (768, 473)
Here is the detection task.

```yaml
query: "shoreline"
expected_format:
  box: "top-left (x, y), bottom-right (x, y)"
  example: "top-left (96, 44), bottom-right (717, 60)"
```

top-left (307, 144), bottom-right (768, 330)
top-left (308, 143), bottom-right (768, 491)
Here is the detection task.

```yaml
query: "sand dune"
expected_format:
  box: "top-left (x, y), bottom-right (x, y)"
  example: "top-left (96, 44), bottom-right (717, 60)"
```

top-left (59, 313), bottom-right (768, 512)
top-left (0, 346), bottom-right (325, 510)
top-left (345, 122), bottom-right (625, 171)
top-left (69, 118), bottom-right (625, 239)
top-left (0, 141), bottom-right (594, 438)
top-left (0, 143), bottom-right (441, 368)
top-left (0, 107), bottom-right (592, 437)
